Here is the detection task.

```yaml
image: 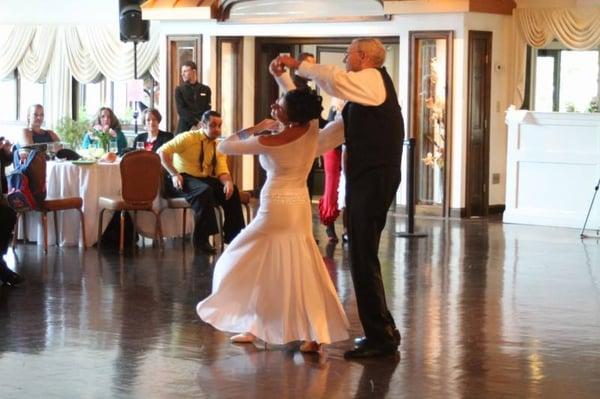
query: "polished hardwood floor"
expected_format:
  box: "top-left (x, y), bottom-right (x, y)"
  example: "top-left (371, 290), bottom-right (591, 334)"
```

top-left (1, 211), bottom-right (599, 398)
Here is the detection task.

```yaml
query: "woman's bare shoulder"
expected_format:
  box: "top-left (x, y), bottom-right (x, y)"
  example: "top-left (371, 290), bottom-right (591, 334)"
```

top-left (257, 125), bottom-right (308, 147)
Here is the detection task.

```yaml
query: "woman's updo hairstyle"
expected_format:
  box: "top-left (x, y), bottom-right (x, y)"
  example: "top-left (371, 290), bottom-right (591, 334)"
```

top-left (284, 88), bottom-right (323, 125)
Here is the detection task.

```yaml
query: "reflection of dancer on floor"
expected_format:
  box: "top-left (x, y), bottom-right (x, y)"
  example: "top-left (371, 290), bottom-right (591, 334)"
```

top-left (196, 60), bottom-right (349, 353)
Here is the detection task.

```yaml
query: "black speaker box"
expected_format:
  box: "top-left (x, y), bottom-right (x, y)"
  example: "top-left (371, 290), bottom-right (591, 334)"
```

top-left (119, 0), bottom-right (149, 43)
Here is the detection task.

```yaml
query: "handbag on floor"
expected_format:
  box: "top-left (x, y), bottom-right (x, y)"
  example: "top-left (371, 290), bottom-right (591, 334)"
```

top-left (99, 211), bottom-right (138, 248)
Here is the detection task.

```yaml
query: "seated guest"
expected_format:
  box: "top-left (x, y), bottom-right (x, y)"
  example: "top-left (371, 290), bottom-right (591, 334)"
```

top-left (158, 110), bottom-right (245, 254)
top-left (19, 104), bottom-right (61, 145)
top-left (82, 107), bottom-right (127, 154)
top-left (0, 137), bottom-right (24, 286)
top-left (133, 108), bottom-right (173, 152)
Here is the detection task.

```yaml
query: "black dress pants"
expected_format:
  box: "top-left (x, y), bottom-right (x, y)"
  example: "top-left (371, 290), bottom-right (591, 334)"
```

top-left (0, 203), bottom-right (16, 256)
top-left (346, 166), bottom-right (400, 344)
top-left (165, 174), bottom-right (245, 245)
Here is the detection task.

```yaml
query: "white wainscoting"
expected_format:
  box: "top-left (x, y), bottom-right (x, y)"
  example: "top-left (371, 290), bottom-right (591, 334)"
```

top-left (504, 110), bottom-right (600, 229)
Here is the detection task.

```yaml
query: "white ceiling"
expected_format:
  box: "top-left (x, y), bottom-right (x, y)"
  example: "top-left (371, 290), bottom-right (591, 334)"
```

top-left (0, 0), bottom-right (119, 24)
top-left (0, 0), bottom-right (597, 25)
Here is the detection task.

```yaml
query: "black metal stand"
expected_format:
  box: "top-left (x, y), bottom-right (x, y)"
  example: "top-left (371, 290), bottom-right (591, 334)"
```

top-left (397, 138), bottom-right (427, 238)
top-left (580, 176), bottom-right (600, 239)
top-left (133, 41), bottom-right (139, 135)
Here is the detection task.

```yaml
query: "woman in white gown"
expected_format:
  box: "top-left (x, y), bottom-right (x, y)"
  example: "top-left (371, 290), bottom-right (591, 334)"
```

top-left (196, 80), bottom-right (349, 352)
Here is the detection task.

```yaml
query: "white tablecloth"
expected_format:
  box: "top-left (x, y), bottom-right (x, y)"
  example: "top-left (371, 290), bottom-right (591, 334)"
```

top-left (19, 160), bottom-right (194, 247)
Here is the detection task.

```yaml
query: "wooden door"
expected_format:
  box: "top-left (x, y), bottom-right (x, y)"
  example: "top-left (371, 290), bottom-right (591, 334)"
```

top-left (166, 36), bottom-right (202, 133)
top-left (466, 31), bottom-right (492, 217)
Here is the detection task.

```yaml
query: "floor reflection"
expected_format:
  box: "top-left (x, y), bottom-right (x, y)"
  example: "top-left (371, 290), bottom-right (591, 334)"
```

top-left (0, 215), bottom-right (599, 398)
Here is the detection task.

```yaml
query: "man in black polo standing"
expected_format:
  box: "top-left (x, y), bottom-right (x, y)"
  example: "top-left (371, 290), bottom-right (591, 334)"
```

top-left (278, 38), bottom-right (404, 359)
top-left (175, 61), bottom-right (212, 134)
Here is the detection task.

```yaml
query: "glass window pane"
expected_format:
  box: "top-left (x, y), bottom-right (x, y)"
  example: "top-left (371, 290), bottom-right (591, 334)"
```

top-left (82, 81), bottom-right (103, 119)
top-left (19, 79), bottom-right (44, 121)
top-left (559, 50), bottom-right (599, 112)
top-left (0, 73), bottom-right (17, 121)
top-left (415, 38), bottom-right (447, 206)
top-left (113, 80), bottom-right (131, 124)
top-left (534, 56), bottom-right (554, 112)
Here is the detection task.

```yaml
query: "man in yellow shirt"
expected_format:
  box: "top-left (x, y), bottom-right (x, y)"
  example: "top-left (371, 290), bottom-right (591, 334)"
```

top-left (158, 111), bottom-right (245, 254)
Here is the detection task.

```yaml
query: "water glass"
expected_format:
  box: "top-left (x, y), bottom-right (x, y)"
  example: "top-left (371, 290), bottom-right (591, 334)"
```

top-left (136, 141), bottom-right (145, 151)
top-left (109, 140), bottom-right (118, 154)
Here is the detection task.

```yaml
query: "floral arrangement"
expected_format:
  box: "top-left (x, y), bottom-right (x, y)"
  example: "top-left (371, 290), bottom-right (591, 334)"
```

top-left (422, 150), bottom-right (444, 168)
top-left (421, 56), bottom-right (446, 169)
top-left (90, 125), bottom-right (117, 151)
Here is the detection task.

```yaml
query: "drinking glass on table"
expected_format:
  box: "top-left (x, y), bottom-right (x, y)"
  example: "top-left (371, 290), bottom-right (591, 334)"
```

top-left (109, 140), bottom-right (118, 154)
top-left (136, 141), bottom-right (145, 151)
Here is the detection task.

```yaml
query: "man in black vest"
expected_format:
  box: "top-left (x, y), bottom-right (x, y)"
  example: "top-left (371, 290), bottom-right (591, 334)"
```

top-left (175, 61), bottom-right (212, 134)
top-left (278, 38), bottom-right (404, 359)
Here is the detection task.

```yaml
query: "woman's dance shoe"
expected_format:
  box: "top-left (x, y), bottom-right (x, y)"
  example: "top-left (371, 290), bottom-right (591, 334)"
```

top-left (299, 341), bottom-right (321, 353)
top-left (230, 332), bottom-right (255, 344)
top-left (325, 224), bottom-right (338, 243)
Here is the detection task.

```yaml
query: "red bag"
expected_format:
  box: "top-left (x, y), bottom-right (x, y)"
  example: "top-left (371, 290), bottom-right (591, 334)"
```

top-left (6, 149), bottom-right (46, 212)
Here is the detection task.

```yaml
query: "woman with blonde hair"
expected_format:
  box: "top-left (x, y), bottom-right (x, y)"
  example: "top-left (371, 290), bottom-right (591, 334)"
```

top-left (19, 104), bottom-right (61, 145)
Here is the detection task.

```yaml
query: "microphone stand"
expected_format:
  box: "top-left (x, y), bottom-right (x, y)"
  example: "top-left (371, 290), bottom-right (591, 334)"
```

top-left (580, 176), bottom-right (600, 239)
top-left (133, 41), bottom-right (139, 135)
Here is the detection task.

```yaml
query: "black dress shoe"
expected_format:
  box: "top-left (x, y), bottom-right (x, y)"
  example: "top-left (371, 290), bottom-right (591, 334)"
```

top-left (354, 329), bottom-right (401, 348)
top-left (344, 342), bottom-right (398, 359)
top-left (196, 242), bottom-right (216, 255)
top-left (0, 266), bottom-right (25, 286)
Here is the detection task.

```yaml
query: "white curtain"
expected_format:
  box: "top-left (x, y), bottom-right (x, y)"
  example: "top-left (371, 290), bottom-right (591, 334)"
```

top-left (0, 24), bottom-right (160, 126)
top-left (511, 7), bottom-right (600, 107)
top-left (0, 26), bottom-right (35, 79)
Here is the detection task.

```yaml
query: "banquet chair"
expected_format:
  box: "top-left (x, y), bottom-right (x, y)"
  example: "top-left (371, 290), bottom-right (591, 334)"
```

top-left (238, 190), bottom-right (253, 224)
top-left (11, 149), bottom-right (86, 252)
top-left (226, 155), bottom-right (253, 223)
top-left (97, 150), bottom-right (163, 253)
top-left (159, 196), bottom-right (225, 251)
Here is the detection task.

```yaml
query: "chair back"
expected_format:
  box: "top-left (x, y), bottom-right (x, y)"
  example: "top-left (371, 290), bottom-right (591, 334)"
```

top-left (119, 150), bottom-right (161, 205)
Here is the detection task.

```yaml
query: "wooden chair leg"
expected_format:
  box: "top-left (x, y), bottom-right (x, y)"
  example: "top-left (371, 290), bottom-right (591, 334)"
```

top-left (53, 211), bottom-right (59, 247)
top-left (243, 203), bottom-right (251, 224)
top-left (182, 208), bottom-right (188, 245)
top-left (12, 212), bottom-right (21, 247)
top-left (97, 209), bottom-right (105, 249)
top-left (119, 211), bottom-right (125, 254)
top-left (214, 206), bottom-right (224, 252)
top-left (22, 212), bottom-right (28, 242)
top-left (133, 210), bottom-right (139, 250)
top-left (152, 209), bottom-right (163, 251)
top-left (41, 211), bottom-right (48, 253)
top-left (78, 208), bottom-right (86, 250)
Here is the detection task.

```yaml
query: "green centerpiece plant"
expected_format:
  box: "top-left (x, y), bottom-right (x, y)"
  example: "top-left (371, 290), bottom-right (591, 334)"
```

top-left (55, 112), bottom-right (90, 149)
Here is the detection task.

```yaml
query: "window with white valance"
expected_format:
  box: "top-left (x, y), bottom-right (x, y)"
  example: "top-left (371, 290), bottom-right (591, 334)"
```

top-left (0, 24), bottom-right (160, 128)
top-left (510, 7), bottom-right (600, 108)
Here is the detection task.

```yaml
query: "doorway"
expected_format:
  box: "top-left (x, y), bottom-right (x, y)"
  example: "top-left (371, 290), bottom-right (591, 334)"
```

top-left (254, 37), bottom-right (400, 193)
top-left (465, 31), bottom-right (492, 217)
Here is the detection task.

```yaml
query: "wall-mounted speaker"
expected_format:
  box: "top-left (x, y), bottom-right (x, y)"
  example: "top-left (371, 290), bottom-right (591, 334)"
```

top-left (119, 0), bottom-right (149, 43)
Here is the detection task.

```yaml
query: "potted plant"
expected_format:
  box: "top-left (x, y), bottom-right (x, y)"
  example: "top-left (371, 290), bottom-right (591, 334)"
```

top-left (55, 113), bottom-right (90, 149)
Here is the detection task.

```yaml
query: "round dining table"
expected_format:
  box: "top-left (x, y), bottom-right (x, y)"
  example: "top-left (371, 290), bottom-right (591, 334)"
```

top-left (18, 160), bottom-right (194, 247)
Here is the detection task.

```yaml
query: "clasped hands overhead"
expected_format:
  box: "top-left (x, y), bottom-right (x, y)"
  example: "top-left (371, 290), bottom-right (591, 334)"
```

top-left (269, 55), bottom-right (301, 77)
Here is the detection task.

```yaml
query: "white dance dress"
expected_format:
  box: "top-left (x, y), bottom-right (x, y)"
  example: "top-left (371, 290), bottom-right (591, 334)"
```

top-left (196, 120), bottom-right (349, 345)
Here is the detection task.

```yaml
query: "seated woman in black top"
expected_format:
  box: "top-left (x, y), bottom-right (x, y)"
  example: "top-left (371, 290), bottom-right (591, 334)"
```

top-left (19, 104), bottom-right (61, 145)
top-left (133, 108), bottom-right (173, 152)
